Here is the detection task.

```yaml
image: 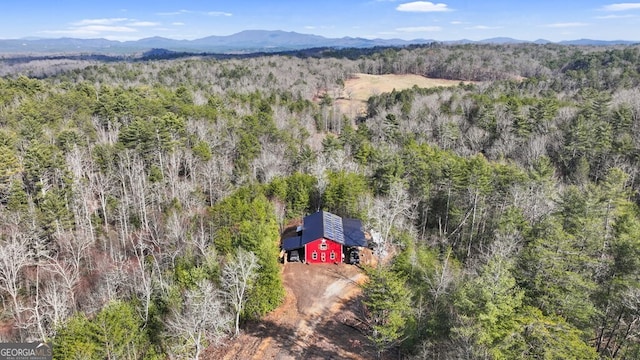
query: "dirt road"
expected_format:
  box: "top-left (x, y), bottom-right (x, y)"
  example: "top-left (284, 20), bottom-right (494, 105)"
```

top-left (205, 261), bottom-right (374, 360)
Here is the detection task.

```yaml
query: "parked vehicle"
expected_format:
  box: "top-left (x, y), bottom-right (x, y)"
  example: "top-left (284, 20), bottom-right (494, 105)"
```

top-left (348, 249), bottom-right (360, 265)
top-left (289, 250), bottom-right (301, 262)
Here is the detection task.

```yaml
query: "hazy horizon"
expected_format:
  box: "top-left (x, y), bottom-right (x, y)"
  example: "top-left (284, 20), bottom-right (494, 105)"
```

top-left (1, 1), bottom-right (640, 43)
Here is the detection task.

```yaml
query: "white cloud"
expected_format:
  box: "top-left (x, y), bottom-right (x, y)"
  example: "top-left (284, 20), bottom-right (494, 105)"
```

top-left (467, 25), bottom-right (502, 30)
top-left (305, 26), bottom-right (316, 29)
top-left (157, 9), bottom-right (231, 17)
top-left (41, 17), bottom-right (163, 38)
top-left (72, 18), bottom-right (129, 26)
top-left (79, 25), bottom-right (137, 33)
top-left (602, 3), bottom-right (640, 11)
top-left (40, 25), bottom-right (136, 37)
top-left (172, 22), bottom-right (185, 26)
top-left (71, 18), bottom-right (158, 28)
top-left (128, 21), bottom-right (159, 27)
top-left (596, 14), bottom-right (638, 18)
top-left (156, 9), bottom-right (192, 16)
top-left (542, 22), bottom-right (589, 28)
top-left (450, 20), bottom-right (464, 25)
top-left (40, 29), bottom-right (99, 36)
top-left (396, 26), bottom-right (442, 32)
top-left (104, 35), bottom-right (146, 41)
top-left (397, 1), bottom-right (451, 12)
top-left (207, 11), bottom-right (232, 17)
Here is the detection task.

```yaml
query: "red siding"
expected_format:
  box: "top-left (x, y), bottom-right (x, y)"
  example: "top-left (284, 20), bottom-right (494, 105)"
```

top-left (305, 238), bottom-right (343, 264)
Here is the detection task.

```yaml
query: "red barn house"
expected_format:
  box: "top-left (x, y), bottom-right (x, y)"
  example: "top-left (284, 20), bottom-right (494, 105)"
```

top-left (282, 211), bottom-right (366, 264)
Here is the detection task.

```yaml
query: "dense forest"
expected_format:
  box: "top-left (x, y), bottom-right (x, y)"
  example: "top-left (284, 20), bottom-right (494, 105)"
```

top-left (2, 43), bottom-right (640, 359)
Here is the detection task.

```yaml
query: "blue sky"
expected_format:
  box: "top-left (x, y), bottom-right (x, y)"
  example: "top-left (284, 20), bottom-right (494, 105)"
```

top-left (1, 1), bottom-right (640, 42)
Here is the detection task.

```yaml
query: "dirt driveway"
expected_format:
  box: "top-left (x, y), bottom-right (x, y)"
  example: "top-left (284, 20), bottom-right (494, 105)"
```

top-left (204, 260), bottom-right (374, 360)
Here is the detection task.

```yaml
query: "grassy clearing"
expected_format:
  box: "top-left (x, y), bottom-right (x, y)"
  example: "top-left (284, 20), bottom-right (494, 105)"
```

top-left (345, 73), bottom-right (466, 101)
top-left (335, 73), bottom-right (470, 117)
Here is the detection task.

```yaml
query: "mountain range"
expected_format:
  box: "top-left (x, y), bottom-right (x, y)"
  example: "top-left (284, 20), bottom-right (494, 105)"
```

top-left (0, 30), bottom-right (638, 54)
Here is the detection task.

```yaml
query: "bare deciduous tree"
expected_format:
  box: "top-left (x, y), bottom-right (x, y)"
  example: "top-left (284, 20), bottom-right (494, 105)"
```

top-left (252, 137), bottom-right (289, 183)
top-left (131, 239), bottom-right (154, 325)
top-left (40, 276), bottom-right (72, 332)
top-left (165, 280), bottom-right (231, 360)
top-left (66, 147), bottom-right (96, 245)
top-left (19, 265), bottom-right (73, 341)
top-left (366, 180), bottom-right (416, 256)
top-left (0, 233), bottom-right (32, 320)
top-left (44, 256), bottom-right (80, 312)
top-left (221, 248), bottom-right (260, 336)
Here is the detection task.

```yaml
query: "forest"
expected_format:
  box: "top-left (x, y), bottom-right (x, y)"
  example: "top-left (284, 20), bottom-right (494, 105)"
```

top-left (2, 42), bottom-right (640, 359)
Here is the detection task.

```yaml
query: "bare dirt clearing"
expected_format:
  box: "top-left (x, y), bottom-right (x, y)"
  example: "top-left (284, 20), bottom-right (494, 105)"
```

top-left (204, 259), bottom-right (375, 360)
top-left (336, 73), bottom-right (470, 117)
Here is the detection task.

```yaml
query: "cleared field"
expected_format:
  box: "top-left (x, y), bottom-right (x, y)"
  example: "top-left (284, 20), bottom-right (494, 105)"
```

top-left (346, 73), bottom-right (465, 101)
top-left (336, 73), bottom-right (469, 117)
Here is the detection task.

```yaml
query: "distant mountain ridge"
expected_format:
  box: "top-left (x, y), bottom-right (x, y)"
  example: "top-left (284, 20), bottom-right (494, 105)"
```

top-left (0, 30), bottom-right (637, 54)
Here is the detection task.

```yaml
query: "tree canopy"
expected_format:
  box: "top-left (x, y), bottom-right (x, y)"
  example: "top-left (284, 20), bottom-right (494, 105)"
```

top-left (2, 43), bottom-right (640, 359)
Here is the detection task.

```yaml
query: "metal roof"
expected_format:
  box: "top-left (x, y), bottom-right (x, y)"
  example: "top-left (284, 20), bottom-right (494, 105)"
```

top-left (301, 211), bottom-right (345, 245)
top-left (323, 211), bottom-right (345, 244)
top-left (282, 236), bottom-right (303, 251)
top-left (342, 218), bottom-right (367, 247)
top-left (283, 211), bottom-right (365, 251)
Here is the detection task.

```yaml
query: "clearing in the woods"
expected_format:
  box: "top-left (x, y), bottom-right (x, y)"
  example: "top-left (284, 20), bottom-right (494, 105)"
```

top-left (336, 72), bottom-right (469, 116)
top-left (204, 258), bottom-right (375, 360)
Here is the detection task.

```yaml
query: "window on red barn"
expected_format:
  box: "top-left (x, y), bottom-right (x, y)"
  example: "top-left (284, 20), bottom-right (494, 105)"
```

top-left (320, 242), bottom-right (327, 251)
top-left (312, 252), bottom-right (318, 260)
top-left (330, 252), bottom-right (336, 260)
top-left (321, 253), bottom-right (326, 262)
